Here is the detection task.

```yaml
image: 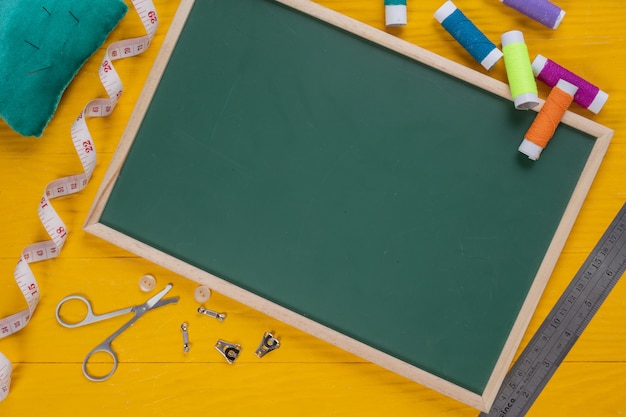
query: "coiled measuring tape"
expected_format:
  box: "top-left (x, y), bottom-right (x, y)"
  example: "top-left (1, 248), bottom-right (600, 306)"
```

top-left (0, 0), bottom-right (158, 402)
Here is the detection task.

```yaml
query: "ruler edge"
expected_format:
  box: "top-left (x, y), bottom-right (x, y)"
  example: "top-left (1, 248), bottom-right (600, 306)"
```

top-left (83, 0), bottom-right (615, 412)
top-left (482, 202), bottom-right (626, 417)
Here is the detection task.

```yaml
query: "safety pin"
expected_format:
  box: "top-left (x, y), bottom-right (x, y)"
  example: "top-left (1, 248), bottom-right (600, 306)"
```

top-left (197, 306), bottom-right (226, 322)
top-left (181, 322), bottom-right (190, 353)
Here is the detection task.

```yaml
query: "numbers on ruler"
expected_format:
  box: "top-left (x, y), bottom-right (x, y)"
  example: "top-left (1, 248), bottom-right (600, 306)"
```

top-left (148, 10), bottom-right (157, 24)
top-left (482, 206), bottom-right (626, 417)
top-left (592, 256), bottom-right (602, 268)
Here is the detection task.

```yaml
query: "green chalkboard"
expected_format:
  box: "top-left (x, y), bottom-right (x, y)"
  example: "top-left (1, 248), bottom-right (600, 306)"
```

top-left (86, 0), bottom-right (612, 410)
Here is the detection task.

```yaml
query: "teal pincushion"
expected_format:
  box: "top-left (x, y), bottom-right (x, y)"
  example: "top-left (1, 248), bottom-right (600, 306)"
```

top-left (0, 0), bottom-right (128, 137)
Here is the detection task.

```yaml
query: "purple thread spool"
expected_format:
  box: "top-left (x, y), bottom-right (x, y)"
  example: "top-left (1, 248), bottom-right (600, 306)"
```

top-left (500, 0), bottom-right (565, 29)
top-left (532, 54), bottom-right (608, 114)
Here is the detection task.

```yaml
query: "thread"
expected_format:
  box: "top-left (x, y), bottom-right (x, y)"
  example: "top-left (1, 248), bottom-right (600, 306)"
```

top-left (500, 0), bottom-right (565, 29)
top-left (532, 54), bottom-right (608, 114)
top-left (501, 30), bottom-right (538, 110)
top-left (434, 1), bottom-right (502, 71)
top-left (519, 79), bottom-right (577, 160)
top-left (385, 0), bottom-right (407, 27)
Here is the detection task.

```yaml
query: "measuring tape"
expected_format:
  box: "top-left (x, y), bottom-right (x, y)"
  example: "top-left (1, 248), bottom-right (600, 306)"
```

top-left (0, 0), bottom-right (158, 402)
top-left (480, 202), bottom-right (626, 417)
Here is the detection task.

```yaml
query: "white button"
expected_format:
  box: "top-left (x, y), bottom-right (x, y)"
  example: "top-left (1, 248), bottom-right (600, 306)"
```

top-left (194, 285), bottom-right (212, 303)
top-left (139, 274), bottom-right (156, 292)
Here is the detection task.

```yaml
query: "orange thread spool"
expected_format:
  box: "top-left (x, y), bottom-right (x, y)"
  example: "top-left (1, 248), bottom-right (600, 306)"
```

top-left (518, 79), bottom-right (578, 160)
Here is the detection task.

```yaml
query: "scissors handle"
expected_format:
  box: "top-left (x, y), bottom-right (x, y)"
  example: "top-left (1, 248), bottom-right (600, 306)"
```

top-left (81, 312), bottom-right (142, 381)
top-left (82, 340), bottom-right (119, 382)
top-left (56, 295), bottom-right (132, 328)
top-left (75, 284), bottom-right (177, 381)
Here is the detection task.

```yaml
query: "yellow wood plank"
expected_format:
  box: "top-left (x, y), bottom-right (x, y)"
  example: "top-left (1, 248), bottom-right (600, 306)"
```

top-left (1, 0), bottom-right (625, 415)
top-left (0, 362), bottom-right (624, 416)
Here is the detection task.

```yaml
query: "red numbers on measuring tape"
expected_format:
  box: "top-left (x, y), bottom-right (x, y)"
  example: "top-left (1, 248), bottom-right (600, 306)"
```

top-left (56, 227), bottom-right (67, 239)
top-left (102, 60), bottom-right (113, 73)
top-left (27, 283), bottom-right (38, 297)
top-left (148, 10), bottom-right (157, 23)
top-left (82, 140), bottom-right (94, 153)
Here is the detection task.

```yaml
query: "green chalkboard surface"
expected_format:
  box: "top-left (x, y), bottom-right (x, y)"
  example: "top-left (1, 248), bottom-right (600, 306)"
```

top-left (86, 0), bottom-right (612, 410)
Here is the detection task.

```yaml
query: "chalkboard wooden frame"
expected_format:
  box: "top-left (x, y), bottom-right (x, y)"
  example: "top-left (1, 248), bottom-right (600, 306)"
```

top-left (84, 0), bottom-right (613, 411)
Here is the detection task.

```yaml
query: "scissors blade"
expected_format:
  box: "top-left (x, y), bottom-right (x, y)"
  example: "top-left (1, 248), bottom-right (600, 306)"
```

top-left (130, 284), bottom-right (177, 317)
top-left (152, 296), bottom-right (179, 309)
top-left (146, 283), bottom-right (173, 308)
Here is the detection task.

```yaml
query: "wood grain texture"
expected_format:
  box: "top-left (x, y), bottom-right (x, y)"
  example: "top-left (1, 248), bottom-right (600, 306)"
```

top-left (1, 0), bottom-right (625, 415)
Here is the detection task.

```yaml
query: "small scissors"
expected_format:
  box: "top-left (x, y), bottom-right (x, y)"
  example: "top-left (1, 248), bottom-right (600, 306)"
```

top-left (55, 283), bottom-right (179, 382)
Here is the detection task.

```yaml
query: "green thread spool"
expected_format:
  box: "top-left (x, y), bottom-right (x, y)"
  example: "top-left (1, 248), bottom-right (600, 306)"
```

top-left (502, 30), bottom-right (538, 110)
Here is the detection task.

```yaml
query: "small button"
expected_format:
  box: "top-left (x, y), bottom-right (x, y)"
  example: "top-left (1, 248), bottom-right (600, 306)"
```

top-left (139, 274), bottom-right (156, 292)
top-left (194, 285), bottom-right (212, 303)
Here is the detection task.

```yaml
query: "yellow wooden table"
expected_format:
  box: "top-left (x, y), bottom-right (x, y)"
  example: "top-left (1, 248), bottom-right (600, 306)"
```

top-left (1, 1), bottom-right (624, 415)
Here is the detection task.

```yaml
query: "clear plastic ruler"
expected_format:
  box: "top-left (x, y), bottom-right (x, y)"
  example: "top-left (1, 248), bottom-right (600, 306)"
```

top-left (0, 0), bottom-right (159, 402)
top-left (480, 202), bottom-right (626, 417)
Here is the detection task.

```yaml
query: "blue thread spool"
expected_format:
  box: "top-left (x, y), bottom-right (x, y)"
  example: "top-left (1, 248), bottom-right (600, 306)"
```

top-left (435, 1), bottom-right (503, 71)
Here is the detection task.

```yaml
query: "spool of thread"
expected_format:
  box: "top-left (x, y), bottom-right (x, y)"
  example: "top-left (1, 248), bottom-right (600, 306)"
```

top-left (500, 0), bottom-right (565, 30)
top-left (385, 0), bottom-right (407, 27)
top-left (532, 54), bottom-right (608, 114)
top-left (434, 1), bottom-right (503, 71)
top-left (501, 30), bottom-right (538, 110)
top-left (519, 79), bottom-right (578, 160)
